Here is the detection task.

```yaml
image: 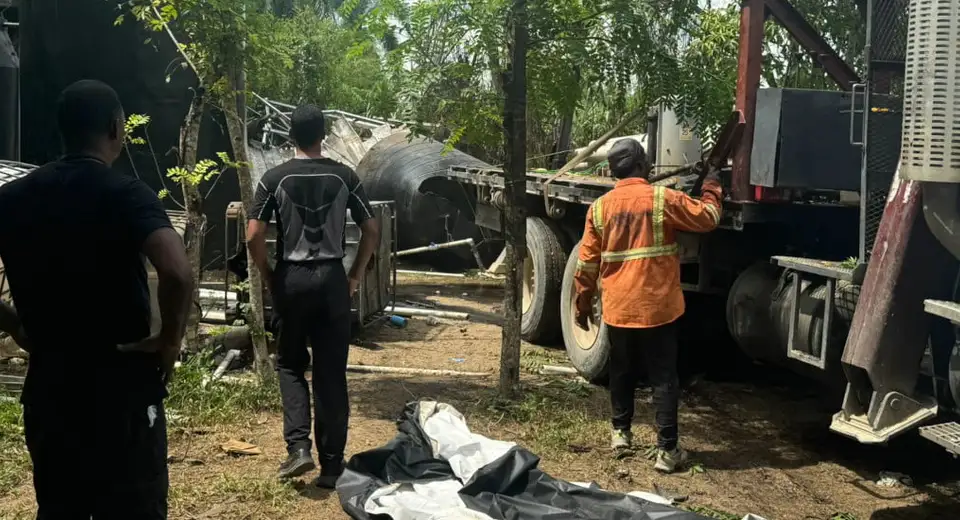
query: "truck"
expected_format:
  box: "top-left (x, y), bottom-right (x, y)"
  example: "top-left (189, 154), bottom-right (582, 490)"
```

top-left (426, 0), bottom-right (960, 456)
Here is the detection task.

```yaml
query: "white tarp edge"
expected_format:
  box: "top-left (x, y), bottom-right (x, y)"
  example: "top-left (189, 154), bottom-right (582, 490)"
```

top-left (360, 401), bottom-right (765, 520)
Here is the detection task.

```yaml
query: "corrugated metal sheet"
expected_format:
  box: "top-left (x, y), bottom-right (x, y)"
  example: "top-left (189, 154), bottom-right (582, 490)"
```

top-left (0, 160), bottom-right (32, 187)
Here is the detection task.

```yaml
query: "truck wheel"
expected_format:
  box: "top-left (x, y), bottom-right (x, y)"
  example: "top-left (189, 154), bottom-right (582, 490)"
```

top-left (521, 217), bottom-right (568, 344)
top-left (560, 242), bottom-right (610, 385)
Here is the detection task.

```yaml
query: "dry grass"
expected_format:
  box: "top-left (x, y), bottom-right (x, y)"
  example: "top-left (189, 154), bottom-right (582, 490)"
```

top-left (3, 275), bottom-right (960, 520)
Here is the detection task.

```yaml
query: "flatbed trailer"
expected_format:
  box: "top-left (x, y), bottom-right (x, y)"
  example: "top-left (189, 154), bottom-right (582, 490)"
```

top-left (435, 0), bottom-right (960, 457)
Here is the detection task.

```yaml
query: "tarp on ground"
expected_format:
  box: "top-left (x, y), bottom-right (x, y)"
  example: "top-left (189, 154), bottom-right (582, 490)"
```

top-left (337, 400), bottom-right (715, 520)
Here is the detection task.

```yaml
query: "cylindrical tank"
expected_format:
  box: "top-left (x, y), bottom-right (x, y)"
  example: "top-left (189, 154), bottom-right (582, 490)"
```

top-left (354, 133), bottom-right (495, 267)
top-left (726, 264), bottom-right (852, 385)
top-left (900, 0), bottom-right (960, 182)
top-left (0, 28), bottom-right (18, 162)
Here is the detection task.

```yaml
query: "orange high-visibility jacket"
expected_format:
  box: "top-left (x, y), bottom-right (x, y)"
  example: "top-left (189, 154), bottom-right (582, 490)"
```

top-left (574, 177), bottom-right (723, 328)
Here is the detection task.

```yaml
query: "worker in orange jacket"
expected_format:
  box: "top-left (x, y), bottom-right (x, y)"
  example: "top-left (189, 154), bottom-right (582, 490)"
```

top-left (574, 138), bottom-right (722, 473)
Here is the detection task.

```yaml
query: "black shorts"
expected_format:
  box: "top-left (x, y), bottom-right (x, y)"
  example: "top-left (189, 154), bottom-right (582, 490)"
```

top-left (24, 399), bottom-right (168, 519)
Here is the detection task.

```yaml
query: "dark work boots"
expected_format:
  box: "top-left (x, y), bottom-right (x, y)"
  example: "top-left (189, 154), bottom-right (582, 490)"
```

top-left (312, 459), bottom-right (346, 489)
top-left (278, 448), bottom-right (316, 480)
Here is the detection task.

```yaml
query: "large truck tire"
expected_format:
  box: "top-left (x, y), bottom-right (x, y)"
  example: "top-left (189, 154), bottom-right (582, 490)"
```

top-left (560, 242), bottom-right (610, 385)
top-left (521, 217), bottom-right (568, 344)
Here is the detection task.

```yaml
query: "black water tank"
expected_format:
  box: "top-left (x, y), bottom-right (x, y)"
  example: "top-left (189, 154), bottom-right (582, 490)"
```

top-left (0, 28), bottom-right (18, 161)
top-left (355, 132), bottom-right (495, 267)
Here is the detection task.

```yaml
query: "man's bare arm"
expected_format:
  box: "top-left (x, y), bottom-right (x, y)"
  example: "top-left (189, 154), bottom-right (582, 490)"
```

top-left (143, 228), bottom-right (193, 349)
top-left (246, 219), bottom-right (272, 281)
top-left (348, 218), bottom-right (381, 284)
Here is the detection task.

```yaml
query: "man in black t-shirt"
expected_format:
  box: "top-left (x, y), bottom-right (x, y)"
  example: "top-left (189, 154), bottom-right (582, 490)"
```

top-left (0, 80), bottom-right (193, 518)
top-left (247, 104), bottom-right (380, 488)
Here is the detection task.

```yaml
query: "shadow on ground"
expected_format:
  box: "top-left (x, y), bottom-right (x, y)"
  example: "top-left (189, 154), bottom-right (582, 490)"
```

top-left (870, 499), bottom-right (960, 519)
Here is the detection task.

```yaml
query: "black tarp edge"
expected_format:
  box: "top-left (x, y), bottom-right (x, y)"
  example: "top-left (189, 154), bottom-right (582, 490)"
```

top-left (337, 401), bottom-right (714, 520)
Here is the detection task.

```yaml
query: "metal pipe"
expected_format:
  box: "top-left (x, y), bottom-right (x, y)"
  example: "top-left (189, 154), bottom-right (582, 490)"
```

top-left (393, 238), bottom-right (477, 257)
top-left (212, 349), bottom-right (242, 381)
top-left (385, 306), bottom-right (470, 320)
top-left (397, 269), bottom-right (466, 278)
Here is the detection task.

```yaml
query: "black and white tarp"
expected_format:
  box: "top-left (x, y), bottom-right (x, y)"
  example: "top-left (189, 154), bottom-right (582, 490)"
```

top-left (338, 401), bottom-right (742, 520)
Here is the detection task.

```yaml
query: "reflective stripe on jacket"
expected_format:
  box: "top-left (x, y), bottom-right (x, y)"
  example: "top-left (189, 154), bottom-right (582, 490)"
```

top-left (574, 177), bottom-right (723, 328)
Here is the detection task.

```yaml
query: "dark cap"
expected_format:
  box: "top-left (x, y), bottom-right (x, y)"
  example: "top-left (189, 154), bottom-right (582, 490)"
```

top-left (607, 138), bottom-right (647, 178)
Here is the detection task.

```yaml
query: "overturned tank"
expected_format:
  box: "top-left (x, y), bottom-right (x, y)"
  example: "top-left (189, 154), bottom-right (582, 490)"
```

top-left (250, 99), bottom-right (497, 269)
top-left (354, 131), bottom-right (495, 267)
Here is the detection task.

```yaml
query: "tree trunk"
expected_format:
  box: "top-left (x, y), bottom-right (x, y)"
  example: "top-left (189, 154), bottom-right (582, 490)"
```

top-left (179, 88), bottom-right (206, 352)
top-left (221, 87), bottom-right (272, 380)
top-left (499, 0), bottom-right (528, 397)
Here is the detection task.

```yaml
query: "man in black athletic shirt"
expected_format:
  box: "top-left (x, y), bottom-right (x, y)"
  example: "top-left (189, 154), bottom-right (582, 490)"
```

top-left (247, 104), bottom-right (380, 488)
top-left (0, 80), bottom-right (193, 518)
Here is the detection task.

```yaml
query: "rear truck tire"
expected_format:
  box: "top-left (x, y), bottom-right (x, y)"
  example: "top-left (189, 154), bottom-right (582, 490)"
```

top-left (560, 241), bottom-right (610, 385)
top-left (521, 217), bottom-right (568, 344)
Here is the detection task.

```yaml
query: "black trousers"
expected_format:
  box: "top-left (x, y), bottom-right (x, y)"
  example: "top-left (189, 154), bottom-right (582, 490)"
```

top-left (24, 399), bottom-right (168, 519)
top-left (607, 322), bottom-right (680, 451)
top-left (273, 260), bottom-right (352, 472)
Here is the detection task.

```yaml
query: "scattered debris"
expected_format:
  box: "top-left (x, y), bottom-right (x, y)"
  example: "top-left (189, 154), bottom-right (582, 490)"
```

top-left (385, 306), bottom-right (470, 321)
top-left (221, 440), bottom-right (263, 457)
top-left (167, 455), bottom-right (205, 466)
top-left (0, 373), bottom-right (24, 393)
top-left (540, 365), bottom-right (578, 376)
top-left (0, 334), bottom-right (28, 359)
top-left (877, 471), bottom-right (913, 488)
top-left (211, 349), bottom-right (242, 382)
top-left (404, 300), bottom-right (437, 309)
top-left (425, 316), bottom-right (442, 326)
top-left (450, 358), bottom-right (465, 363)
top-left (346, 364), bottom-right (490, 377)
top-left (652, 483), bottom-right (688, 503)
top-left (388, 315), bottom-right (409, 328)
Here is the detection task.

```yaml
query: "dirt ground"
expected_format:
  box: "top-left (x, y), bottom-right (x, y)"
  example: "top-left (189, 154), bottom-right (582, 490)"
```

top-left (1, 274), bottom-right (959, 520)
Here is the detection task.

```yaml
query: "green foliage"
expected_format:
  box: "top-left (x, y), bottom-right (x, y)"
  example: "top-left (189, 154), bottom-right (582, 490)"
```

top-left (682, 505), bottom-right (741, 520)
top-left (246, 9), bottom-right (396, 116)
top-left (123, 113), bottom-right (151, 146)
top-left (0, 397), bottom-right (29, 494)
top-left (166, 349), bottom-right (282, 426)
top-left (357, 0), bottom-right (864, 165)
top-left (124, 115), bottom-right (234, 201)
top-left (119, 0), bottom-right (865, 168)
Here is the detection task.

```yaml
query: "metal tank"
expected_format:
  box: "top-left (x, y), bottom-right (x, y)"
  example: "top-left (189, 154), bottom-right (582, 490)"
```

top-left (899, 0), bottom-right (960, 184)
top-left (898, 0), bottom-right (960, 262)
top-left (354, 132), bottom-right (495, 266)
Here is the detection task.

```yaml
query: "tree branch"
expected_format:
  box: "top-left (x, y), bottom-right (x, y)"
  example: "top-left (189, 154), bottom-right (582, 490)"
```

top-left (151, 5), bottom-right (201, 77)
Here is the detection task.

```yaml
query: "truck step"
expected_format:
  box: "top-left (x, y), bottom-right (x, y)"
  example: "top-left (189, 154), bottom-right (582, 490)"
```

top-left (923, 299), bottom-right (960, 325)
top-left (771, 256), bottom-right (855, 281)
top-left (919, 422), bottom-right (960, 457)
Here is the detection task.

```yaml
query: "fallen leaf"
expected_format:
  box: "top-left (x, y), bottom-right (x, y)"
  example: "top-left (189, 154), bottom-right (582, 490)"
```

top-left (221, 439), bottom-right (262, 456)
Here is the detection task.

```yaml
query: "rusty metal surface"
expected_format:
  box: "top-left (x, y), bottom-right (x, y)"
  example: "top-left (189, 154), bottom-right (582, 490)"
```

top-left (732, 0), bottom-right (764, 202)
top-left (763, 0), bottom-right (861, 90)
top-left (842, 176), bottom-right (955, 396)
top-left (708, 111), bottom-right (745, 169)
